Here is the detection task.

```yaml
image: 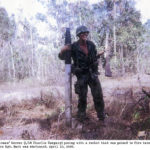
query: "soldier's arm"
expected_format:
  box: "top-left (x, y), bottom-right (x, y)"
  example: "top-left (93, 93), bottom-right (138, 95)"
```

top-left (92, 42), bottom-right (104, 60)
top-left (96, 50), bottom-right (105, 59)
top-left (58, 45), bottom-right (71, 60)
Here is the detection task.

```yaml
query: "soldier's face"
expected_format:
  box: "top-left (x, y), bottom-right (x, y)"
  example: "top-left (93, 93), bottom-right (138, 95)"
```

top-left (79, 32), bottom-right (89, 41)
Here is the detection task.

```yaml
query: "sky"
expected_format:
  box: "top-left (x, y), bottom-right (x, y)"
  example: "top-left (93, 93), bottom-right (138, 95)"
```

top-left (135, 0), bottom-right (150, 23)
top-left (0, 0), bottom-right (99, 18)
top-left (0, 0), bottom-right (150, 23)
top-left (0, 0), bottom-right (150, 37)
top-left (0, 0), bottom-right (46, 19)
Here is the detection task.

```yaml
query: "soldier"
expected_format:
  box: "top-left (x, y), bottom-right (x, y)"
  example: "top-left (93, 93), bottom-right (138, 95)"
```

top-left (59, 26), bottom-right (105, 122)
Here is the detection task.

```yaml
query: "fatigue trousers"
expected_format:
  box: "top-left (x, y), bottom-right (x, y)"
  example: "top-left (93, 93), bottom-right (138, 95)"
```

top-left (75, 74), bottom-right (105, 120)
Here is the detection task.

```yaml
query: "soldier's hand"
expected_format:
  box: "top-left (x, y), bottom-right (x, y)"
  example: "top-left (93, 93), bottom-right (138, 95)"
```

top-left (61, 45), bottom-right (71, 53)
top-left (97, 50), bottom-right (105, 57)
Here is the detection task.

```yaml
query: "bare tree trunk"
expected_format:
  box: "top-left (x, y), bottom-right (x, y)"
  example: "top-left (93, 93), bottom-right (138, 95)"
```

top-left (9, 42), bottom-right (16, 79)
top-left (44, 61), bottom-right (47, 78)
top-left (79, 1), bottom-right (82, 25)
top-left (30, 27), bottom-right (34, 77)
top-left (136, 47), bottom-right (140, 74)
top-left (0, 42), bottom-right (4, 80)
top-left (8, 61), bottom-right (11, 80)
top-left (113, 0), bottom-right (117, 63)
top-left (37, 54), bottom-right (42, 79)
top-left (121, 45), bottom-right (125, 75)
top-left (41, 61), bottom-right (44, 79)
top-left (45, 57), bottom-right (49, 78)
top-left (104, 30), bottom-right (112, 77)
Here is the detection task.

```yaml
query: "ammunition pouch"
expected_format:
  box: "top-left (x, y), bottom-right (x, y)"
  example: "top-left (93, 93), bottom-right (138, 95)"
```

top-left (74, 81), bottom-right (80, 94)
top-left (90, 61), bottom-right (98, 73)
top-left (71, 65), bottom-right (83, 76)
top-left (90, 73), bottom-right (98, 84)
top-left (75, 76), bottom-right (87, 94)
top-left (89, 61), bottom-right (99, 83)
top-left (75, 68), bottom-right (83, 76)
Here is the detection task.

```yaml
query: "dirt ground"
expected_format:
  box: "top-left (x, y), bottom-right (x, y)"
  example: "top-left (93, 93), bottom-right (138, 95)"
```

top-left (0, 74), bottom-right (150, 140)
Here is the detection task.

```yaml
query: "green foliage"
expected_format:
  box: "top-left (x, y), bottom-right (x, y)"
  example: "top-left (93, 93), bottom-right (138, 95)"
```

top-left (36, 13), bottom-right (47, 22)
top-left (133, 111), bottom-right (141, 121)
top-left (0, 7), bottom-right (16, 41)
top-left (0, 0), bottom-right (149, 81)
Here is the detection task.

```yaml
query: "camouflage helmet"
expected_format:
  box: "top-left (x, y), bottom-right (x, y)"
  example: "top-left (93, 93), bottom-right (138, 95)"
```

top-left (76, 26), bottom-right (89, 36)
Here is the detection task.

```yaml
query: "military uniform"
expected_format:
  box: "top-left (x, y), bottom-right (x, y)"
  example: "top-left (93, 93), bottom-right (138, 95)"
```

top-left (59, 40), bottom-right (105, 120)
top-left (59, 26), bottom-right (105, 121)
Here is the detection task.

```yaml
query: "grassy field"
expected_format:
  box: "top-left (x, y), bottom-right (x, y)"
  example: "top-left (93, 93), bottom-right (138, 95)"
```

top-left (0, 74), bottom-right (150, 140)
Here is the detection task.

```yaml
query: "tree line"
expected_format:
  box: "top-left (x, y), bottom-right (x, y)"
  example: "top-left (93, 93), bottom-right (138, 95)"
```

top-left (0, 0), bottom-right (150, 82)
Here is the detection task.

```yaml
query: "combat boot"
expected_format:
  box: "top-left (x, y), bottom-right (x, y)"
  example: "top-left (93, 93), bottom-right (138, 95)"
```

top-left (77, 111), bottom-right (88, 122)
top-left (98, 112), bottom-right (107, 127)
top-left (98, 112), bottom-right (106, 121)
